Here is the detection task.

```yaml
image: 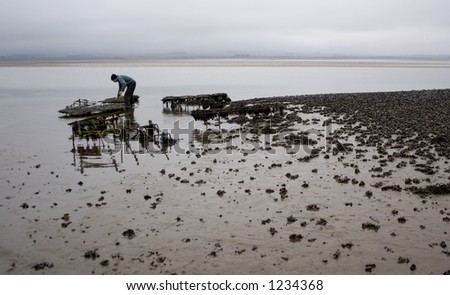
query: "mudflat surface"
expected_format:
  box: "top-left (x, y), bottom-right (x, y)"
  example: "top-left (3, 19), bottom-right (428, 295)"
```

top-left (1, 89), bottom-right (449, 274)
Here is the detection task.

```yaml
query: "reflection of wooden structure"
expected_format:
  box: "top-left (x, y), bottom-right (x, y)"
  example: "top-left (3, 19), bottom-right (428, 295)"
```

top-left (162, 93), bottom-right (231, 114)
top-left (76, 144), bottom-right (118, 171)
top-left (69, 113), bottom-right (175, 173)
top-left (161, 92), bottom-right (284, 124)
top-left (191, 102), bottom-right (285, 122)
top-left (162, 93), bottom-right (230, 107)
top-left (70, 115), bottom-right (120, 140)
top-left (69, 114), bottom-right (122, 173)
top-left (77, 145), bottom-right (101, 157)
top-left (59, 96), bottom-right (178, 173)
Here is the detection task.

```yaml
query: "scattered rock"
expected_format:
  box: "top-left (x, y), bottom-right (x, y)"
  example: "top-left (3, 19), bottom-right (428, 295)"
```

top-left (84, 249), bottom-right (100, 260)
top-left (362, 222), bottom-right (380, 232)
top-left (406, 183), bottom-right (450, 195)
top-left (334, 175), bottom-right (350, 184)
top-left (365, 264), bottom-right (376, 273)
top-left (32, 262), bottom-right (54, 271)
top-left (269, 227), bottom-right (278, 236)
top-left (341, 242), bottom-right (354, 249)
top-left (216, 190), bottom-right (226, 197)
top-left (261, 219), bottom-right (272, 225)
top-left (381, 185), bottom-right (402, 192)
top-left (398, 217), bottom-right (407, 224)
top-left (287, 215), bottom-right (297, 224)
top-left (289, 234), bottom-right (303, 243)
top-left (279, 187), bottom-right (288, 200)
top-left (122, 229), bottom-right (136, 239)
top-left (316, 218), bottom-right (328, 226)
top-left (306, 204), bottom-right (320, 211)
top-left (332, 249), bottom-right (341, 260)
top-left (286, 173), bottom-right (299, 180)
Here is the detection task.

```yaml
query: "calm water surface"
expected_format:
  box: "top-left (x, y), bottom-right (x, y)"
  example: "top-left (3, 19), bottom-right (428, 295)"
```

top-left (0, 64), bottom-right (449, 165)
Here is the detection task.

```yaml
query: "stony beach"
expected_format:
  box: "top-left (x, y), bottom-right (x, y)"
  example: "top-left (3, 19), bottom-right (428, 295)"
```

top-left (1, 88), bottom-right (449, 275)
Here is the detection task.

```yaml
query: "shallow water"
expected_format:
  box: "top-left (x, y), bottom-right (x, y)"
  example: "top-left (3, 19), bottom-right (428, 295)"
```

top-left (1, 64), bottom-right (450, 156)
top-left (0, 64), bottom-right (449, 168)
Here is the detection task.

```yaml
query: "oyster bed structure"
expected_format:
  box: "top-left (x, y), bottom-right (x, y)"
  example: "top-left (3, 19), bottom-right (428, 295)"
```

top-left (58, 95), bottom-right (139, 118)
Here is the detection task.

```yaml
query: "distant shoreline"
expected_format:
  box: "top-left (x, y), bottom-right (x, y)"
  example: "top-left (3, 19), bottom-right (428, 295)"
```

top-left (2, 58), bottom-right (450, 68)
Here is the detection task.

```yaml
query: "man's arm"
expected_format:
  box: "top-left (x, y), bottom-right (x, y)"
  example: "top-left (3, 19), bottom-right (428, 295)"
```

top-left (117, 76), bottom-right (127, 96)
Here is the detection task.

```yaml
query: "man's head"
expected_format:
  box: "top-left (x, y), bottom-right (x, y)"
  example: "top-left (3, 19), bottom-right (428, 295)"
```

top-left (111, 74), bottom-right (118, 82)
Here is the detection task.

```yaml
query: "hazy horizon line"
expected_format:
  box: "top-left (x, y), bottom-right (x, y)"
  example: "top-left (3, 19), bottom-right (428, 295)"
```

top-left (1, 52), bottom-right (450, 63)
top-left (2, 58), bottom-right (450, 69)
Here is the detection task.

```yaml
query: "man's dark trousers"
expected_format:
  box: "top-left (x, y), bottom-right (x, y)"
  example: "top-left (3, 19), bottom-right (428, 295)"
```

top-left (124, 81), bottom-right (136, 107)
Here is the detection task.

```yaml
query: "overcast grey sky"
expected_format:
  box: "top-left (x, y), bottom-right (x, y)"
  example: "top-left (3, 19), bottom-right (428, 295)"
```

top-left (1, 0), bottom-right (450, 57)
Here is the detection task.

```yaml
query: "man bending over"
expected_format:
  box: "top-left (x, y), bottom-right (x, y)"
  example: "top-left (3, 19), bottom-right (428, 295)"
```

top-left (111, 74), bottom-right (136, 108)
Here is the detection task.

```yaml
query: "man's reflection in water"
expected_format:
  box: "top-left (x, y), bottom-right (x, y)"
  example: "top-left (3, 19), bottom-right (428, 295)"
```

top-left (139, 120), bottom-right (160, 153)
top-left (123, 108), bottom-right (137, 130)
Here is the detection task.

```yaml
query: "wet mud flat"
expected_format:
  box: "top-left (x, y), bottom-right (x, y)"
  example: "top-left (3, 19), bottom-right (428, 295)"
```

top-left (1, 89), bottom-right (450, 275)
